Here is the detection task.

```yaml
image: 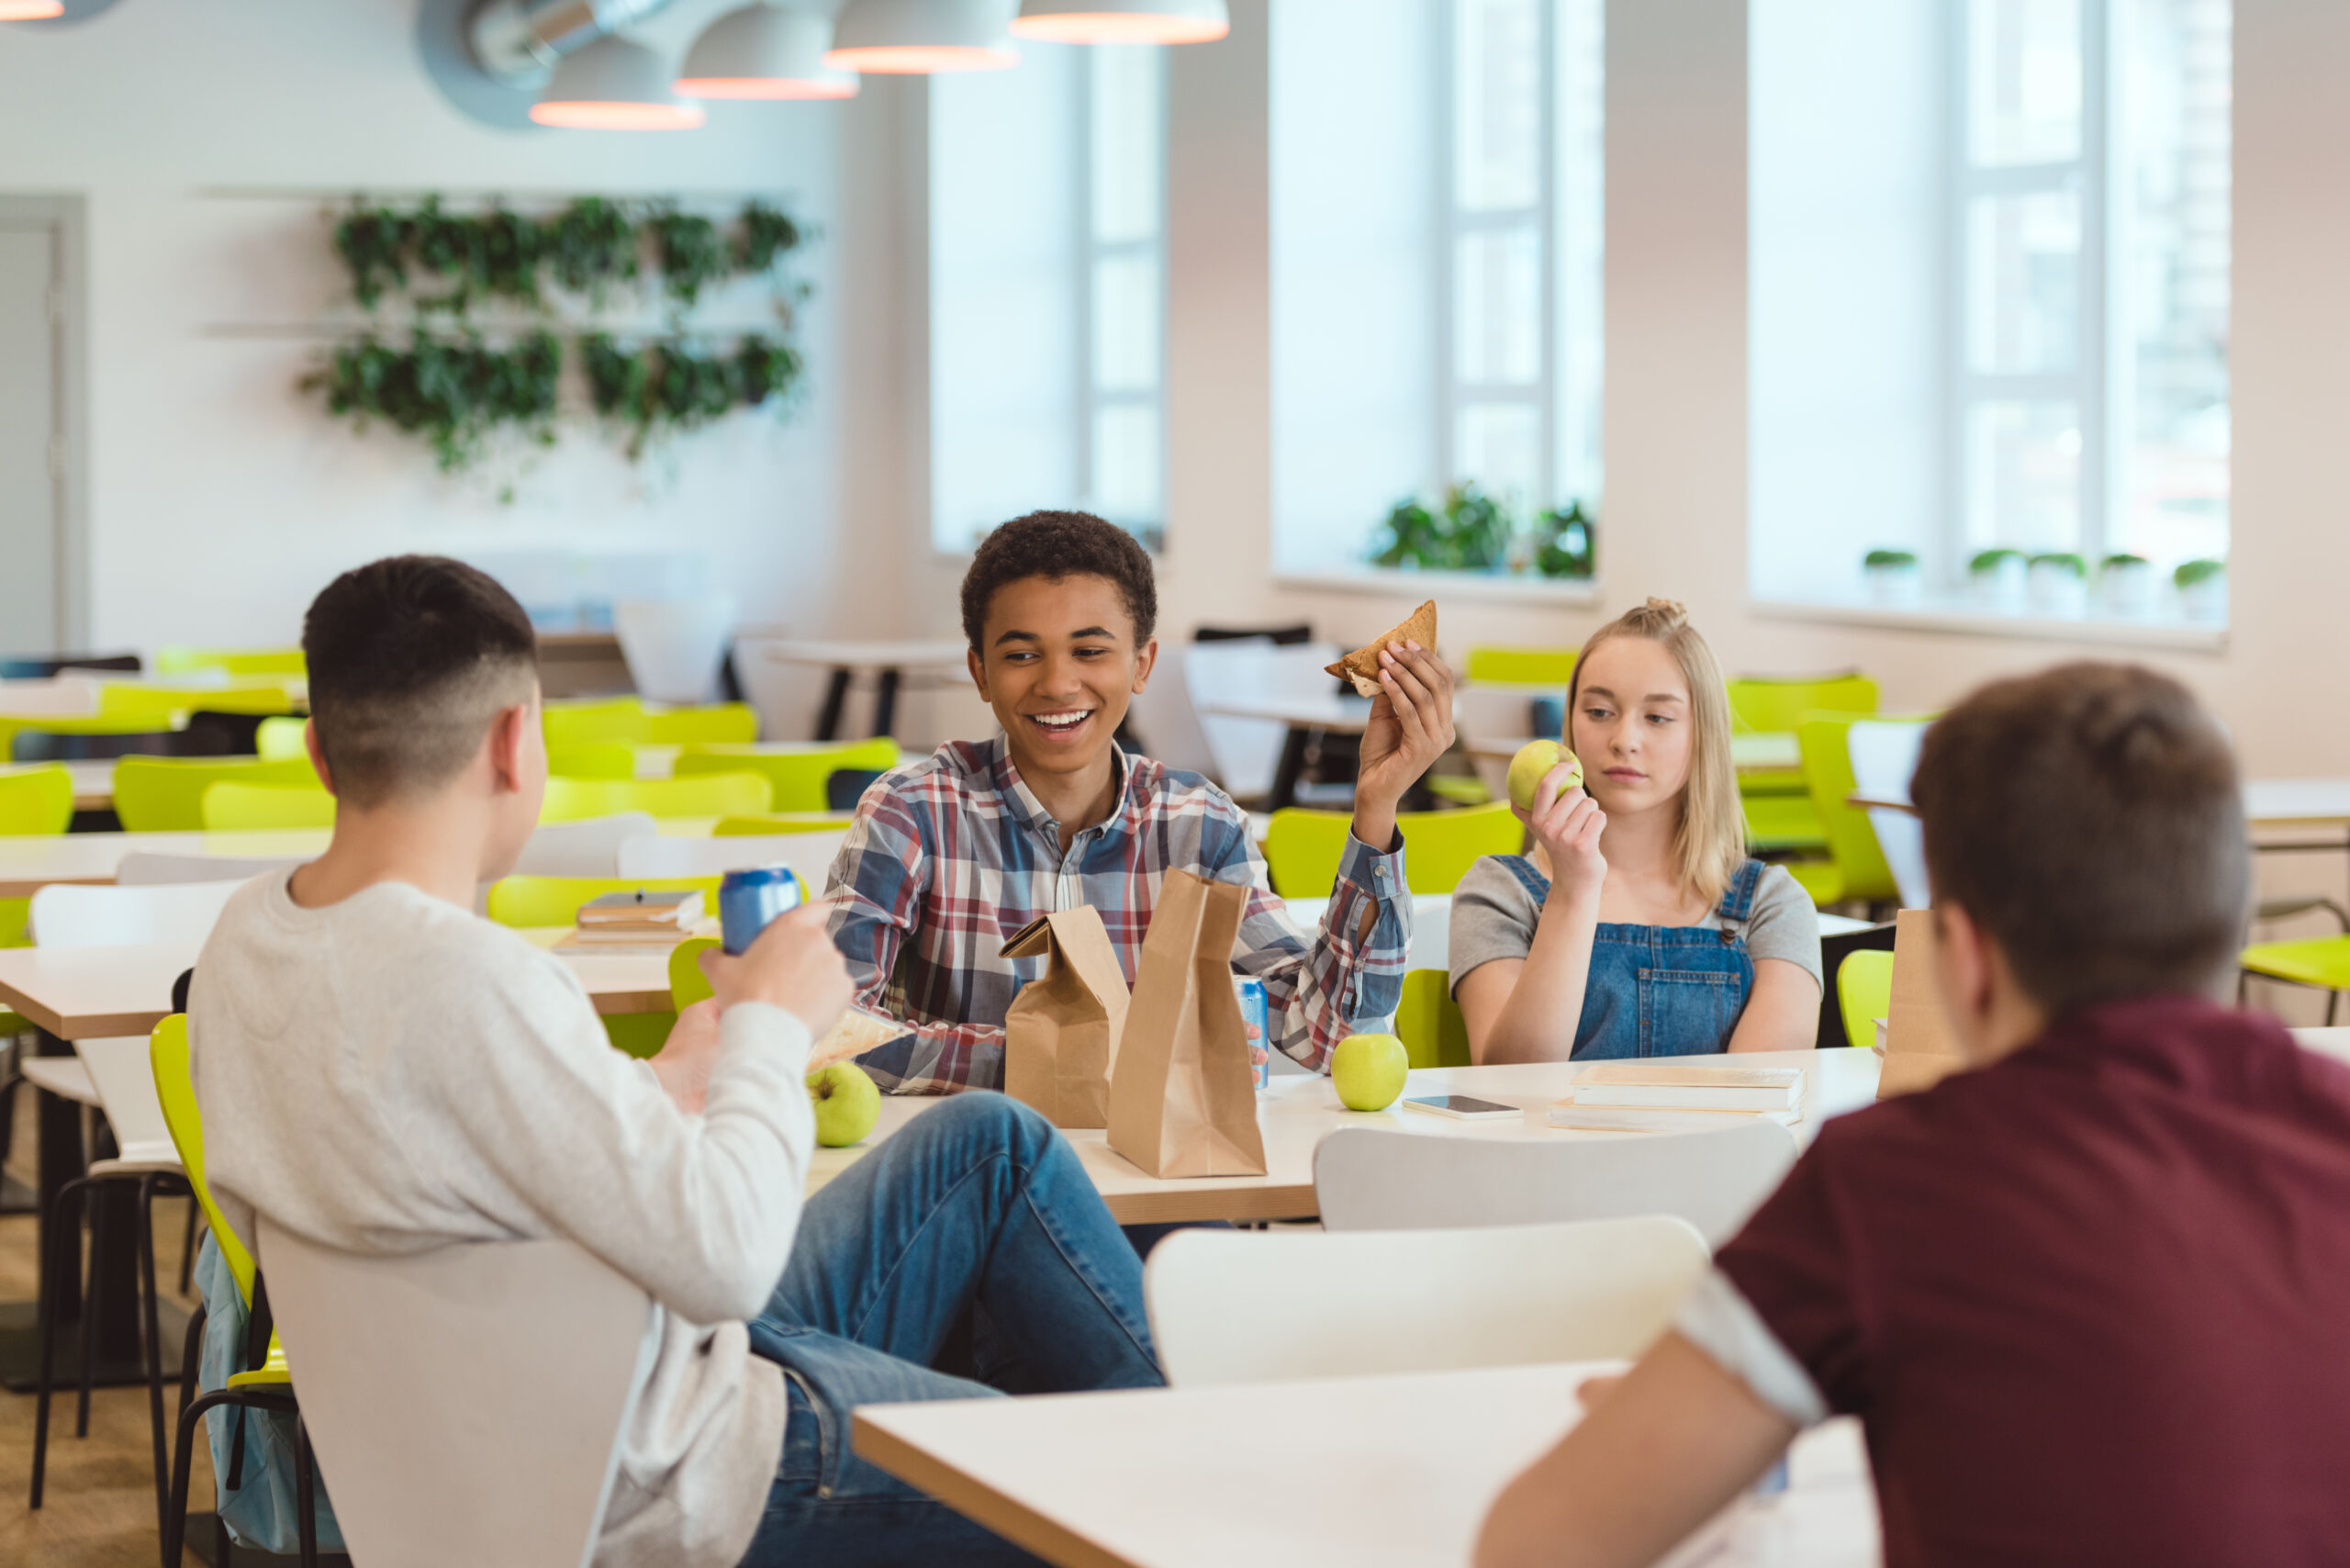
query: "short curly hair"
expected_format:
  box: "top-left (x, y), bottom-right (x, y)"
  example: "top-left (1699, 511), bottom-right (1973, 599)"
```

top-left (959, 510), bottom-right (1158, 653)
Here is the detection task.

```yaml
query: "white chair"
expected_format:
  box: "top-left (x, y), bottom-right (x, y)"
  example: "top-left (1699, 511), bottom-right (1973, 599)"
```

top-left (512, 812), bottom-right (660, 878)
top-left (1182, 639), bottom-right (1344, 801)
top-left (115, 852), bottom-right (308, 887)
top-left (1847, 719), bottom-right (1932, 909)
top-left (1144, 1215), bottom-right (1708, 1388)
top-left (616, 830), bottom-right (848, 885)
top-left (614, 596), bottom-right (733, 704)
top-left (1312, 1118), bottom-right (1799, 1248)
top-left (255, 1218), bottom-right (653, 1568)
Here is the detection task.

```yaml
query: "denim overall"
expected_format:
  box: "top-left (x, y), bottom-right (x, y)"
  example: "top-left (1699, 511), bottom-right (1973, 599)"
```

top-left (1497, 856), bottom-right (1767, 1059)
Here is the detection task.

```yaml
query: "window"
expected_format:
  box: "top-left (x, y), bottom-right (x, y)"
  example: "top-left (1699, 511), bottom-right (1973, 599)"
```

top-left (930, 46), bottom-right (1168, 553)
top-left (1271, 0), bottom-right (1603, 578)
top-left (1751, 0), bottom-right (2230, 623)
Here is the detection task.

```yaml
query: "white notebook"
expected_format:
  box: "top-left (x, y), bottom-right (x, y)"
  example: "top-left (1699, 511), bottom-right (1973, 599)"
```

top-left (1548, 1103), bottom-right (1802, 1133)
top-left (1564, 1063), bottom-right (1804, 1113)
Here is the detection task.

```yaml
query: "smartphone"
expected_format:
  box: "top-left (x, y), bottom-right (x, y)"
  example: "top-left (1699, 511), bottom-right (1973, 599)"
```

top-left (1401, 1094), bottom-right (1521, 1121)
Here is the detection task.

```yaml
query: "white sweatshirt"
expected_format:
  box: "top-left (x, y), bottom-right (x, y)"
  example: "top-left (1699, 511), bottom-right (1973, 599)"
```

top-left (189, 870), bottom-right (812, 1568)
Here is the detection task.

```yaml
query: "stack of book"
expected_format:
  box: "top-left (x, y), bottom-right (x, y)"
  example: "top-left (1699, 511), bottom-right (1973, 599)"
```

top-left (554, 890), bottom-right (709, 958)
top-left (1547, 1063), bottom-right (1806, 1133)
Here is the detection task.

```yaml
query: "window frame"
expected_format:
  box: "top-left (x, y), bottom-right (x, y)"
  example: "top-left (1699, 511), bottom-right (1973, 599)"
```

top-left (1075, 44), bottom-right (1169, 552)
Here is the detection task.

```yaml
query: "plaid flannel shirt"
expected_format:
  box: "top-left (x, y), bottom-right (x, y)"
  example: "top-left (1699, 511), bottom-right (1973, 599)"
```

top-left (822, 736), bottom-right (1412, 1094)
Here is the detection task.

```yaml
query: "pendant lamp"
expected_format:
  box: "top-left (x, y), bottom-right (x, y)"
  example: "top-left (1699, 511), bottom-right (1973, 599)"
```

top-left (1009, 0), bottom-right (1226, 44)
top-left (677, 3), bottom-right (858, 99)
top-left (828, 0), bottom-right (1018, 75)
top-left (0, 2), bottom-right (66, 17)
top-left (532, 33), bottom-right (706, 129)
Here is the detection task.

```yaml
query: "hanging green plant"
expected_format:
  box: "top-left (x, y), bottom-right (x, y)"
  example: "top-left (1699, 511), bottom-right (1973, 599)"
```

top-left (476, 206), bottom-right (544, 305)
top-left (543, 197), bottom-right (640, 300)
top-left (734, 201), bottom-right (802, 274)
top-left (650, 211), bottom-right (730, 307)
top-left (408, 196), bottom-right (491, 313)
top-left (333, 201), bottom-right (413, 309)
top-left (306, 330), bottom-right (560, 473)
top-left (735, 335), bottom-right (802, 405)
top-left (1534, 500), bottom-right (1595, 579)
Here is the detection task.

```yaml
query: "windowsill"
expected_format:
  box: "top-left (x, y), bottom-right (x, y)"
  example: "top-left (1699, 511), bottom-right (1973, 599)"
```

top-left (1273, 565), bottom-right (1604, 606)
top-left (1749, 596), bottom-right (2229, 652)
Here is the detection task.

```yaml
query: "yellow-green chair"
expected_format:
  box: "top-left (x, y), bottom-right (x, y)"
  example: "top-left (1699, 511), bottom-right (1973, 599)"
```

top-left (671, 935), bottom-right (721, 1011)
top-left (2240, 938), bottom-right (2350, 1025)
top-left (150, 1014), bottom-right (306, 1565)
top-left (674, 739), bottom-right (899, 813)
top-left (1740, 795), bottom-right (1830, 857)
top-left (98, 684), bottom-right (296, 721)
top-left (1836, 949), bottom-right (1894, 1051)
top-left (539, 771), bottom-right (772, 823)
top-left (1462, 648), bottom-right (1577, 687)
top-left (546, 742), bottom-right (638, 781)
top-left (487, 876), bottom-right (722, 1058)
top-left (254, 716), bottom-right (309, 761)
top-left (1727, 673), bottom-right (1878, 801)
top-left (1263, 801), bottom-right (1522, 899)
top-left (113, 756), bottom-right (321, 833)
top-left (1791, 713), bottom-right (1902, 907)
top-left (713, 813), bottom-right (856, 836)
top-left (0, 766), bottom-right (73, 1031)
top-left (202, 782), bottom-right (337, 832)
top-left (542, 698), bottom-right (758, 748)
top-left (1394, 968), bottom-right (1471, 1069)
top-left (153, 646), bottom-right (306, 678)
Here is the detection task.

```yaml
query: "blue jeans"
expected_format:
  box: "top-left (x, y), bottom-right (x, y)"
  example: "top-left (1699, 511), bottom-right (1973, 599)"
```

top-left (737, 1093), bottom-right (1163, 1565)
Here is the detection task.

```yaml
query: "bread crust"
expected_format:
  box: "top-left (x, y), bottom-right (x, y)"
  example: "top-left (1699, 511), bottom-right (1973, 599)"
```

top-left (1325, 600), bottom-right (1438, 698)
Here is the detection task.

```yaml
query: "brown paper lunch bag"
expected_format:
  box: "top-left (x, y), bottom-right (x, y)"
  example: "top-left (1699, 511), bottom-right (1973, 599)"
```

top-left (1106, 869), bottom-right (1269, 1178)
top-left (1877, 907), bottom-right (1971, 1098)
top-left (999, 905), bottom-right (1132, 1129)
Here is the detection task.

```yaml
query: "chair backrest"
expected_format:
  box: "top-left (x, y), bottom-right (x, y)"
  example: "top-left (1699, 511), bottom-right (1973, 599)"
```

top-left (116, 852), bottom-right (308, 887)
top-left (1463, 647), bottom-right (1577, 686)
top-left (0, 764), bottom-right (73, 835)
top-left (78, 1033), bottom-right (178, 1161)
top-left (540, 771), bottom-right (772, 823)
top-left (616, 830), bottom-right (847, 884)
top-left (711, 812), bottom-right (856, 837)
top-left (1145, 1215), bottom-right (1709, 1388)
top-left (1837, 948), bottom-right (1896, 1054)
top-left (1182, 640), bottom-right (1345, 799)
top-left (253, 714), bottom-right (309, 760)
top-left (256, 1216), bottom-right (651, 1568)
top-left (670, 935), bottom-right (721, 1009)
top-left (153, 646), bottom-right (306, 678)
top-left (640, 702), bottom-right (760, 745)
top-left (614, 597), bottom-right (734, 706)
top-left (673, 738), bottom-right (900, 813)
top-left (546, 741), bottom-right (639, 781)
top-left (512, 812), bottom-right (662, 879)
top-left (1795, 714), bottom-right (1897, 904)
top-left (1312, 1118), bottom-right (1799, 1247)
top-left (1264, 801), bottom-right (1521, 898)
top-left (151, 1014), bottom-right (255, 1301)
top-left (112, 755), bottom-right (320, 832)
top-left (202, 781), bottom-right (338, 831)
top-left (31, 879), bottom-right (243, 948)
top-left (1726, 673), bottom-right (1878, 735)
top-left (1846, 719), bottom-right (1932, 908)
top-left (543, 698), bottom-right (647, 748)
top-left (1393, 968), bottom-right (1471, 1069)
top-left (485, 874), bottom-right (722, 929)
top-left (99, 683), bottom-right (294, 722)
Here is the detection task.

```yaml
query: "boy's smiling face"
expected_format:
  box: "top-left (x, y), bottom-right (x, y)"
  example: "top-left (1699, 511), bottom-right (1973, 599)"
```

top-left (969, 572), bottom-right (1158, 784)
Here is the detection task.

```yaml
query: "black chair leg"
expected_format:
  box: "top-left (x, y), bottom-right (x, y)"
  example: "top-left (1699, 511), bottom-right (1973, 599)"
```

top-left (32, 1173), bottom-right (100, 1507)
top-left (176, 1302), bottom-right (206, 1425)
top-left (165, 1388), bottom-right (238, 1568)
top-left (178, 1196), bottom-right (199, 1297)
top-left (2330, 991), bottom-right (2341, 1027)
top-left (140, 1174), bottom-right (171, 1542)
top-left (78, 1178), bottom-right (104, 1438)
top-left (295, 1414), bottom-right (319, 1568)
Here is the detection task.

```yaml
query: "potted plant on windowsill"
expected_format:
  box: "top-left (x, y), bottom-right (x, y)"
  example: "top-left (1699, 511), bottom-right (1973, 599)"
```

top-left (2176, 558), bottom-right (2227, 622)
top-left (2028, 553), bottom-right (2088, 617)
top-left (1969, 547), bottom-right (2028, 611)
top-left (2098, 553), bottom-right (2154, 616)
top-left (1862, 548), bottom-right (1920, 606)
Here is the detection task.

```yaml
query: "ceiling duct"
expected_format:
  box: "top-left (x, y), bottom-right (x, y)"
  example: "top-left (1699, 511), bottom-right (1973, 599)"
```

top-left (465, 0), bottom-right (681, 89)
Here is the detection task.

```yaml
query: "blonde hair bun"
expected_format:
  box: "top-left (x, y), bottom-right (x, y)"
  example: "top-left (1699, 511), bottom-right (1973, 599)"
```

top-left (1620, 597), bottom-right (1690, 634)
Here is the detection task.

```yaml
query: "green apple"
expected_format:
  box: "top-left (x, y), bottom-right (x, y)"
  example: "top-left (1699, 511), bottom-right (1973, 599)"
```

top-left (808, 1061), bottom-right (880, 1148)
top-left (1506, 738), bottom-right (1584, 814)
top-left (1331, 1033), bottom-right (1409, 1112)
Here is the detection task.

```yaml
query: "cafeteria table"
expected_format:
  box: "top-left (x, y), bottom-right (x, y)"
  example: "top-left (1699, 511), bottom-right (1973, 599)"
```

top-left (763, 639), bottom-right (972, 742)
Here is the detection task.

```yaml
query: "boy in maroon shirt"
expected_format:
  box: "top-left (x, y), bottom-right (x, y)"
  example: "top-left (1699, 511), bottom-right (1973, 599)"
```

top-left (1478, 663), bottom-right (2350, 1568)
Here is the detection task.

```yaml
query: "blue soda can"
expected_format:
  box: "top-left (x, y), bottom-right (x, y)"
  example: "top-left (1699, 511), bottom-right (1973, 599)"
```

top-left (719, 866), bottom-right (806, 956)
top-left (1235, 977), bottom-right (1270, 1090)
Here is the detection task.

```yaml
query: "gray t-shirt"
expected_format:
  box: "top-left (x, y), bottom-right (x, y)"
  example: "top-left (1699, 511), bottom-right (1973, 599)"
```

top-left (1447, 854), bottom-right (1824, 998)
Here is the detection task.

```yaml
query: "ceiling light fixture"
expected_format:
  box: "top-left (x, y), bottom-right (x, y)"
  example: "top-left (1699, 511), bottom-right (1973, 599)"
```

top-left (0, 2), bottom-right (67, 17)
top-left (1008, 0), bottom-right (1225, 45)
top-left (531, 33), bottom-right (705, 129)
top-left (827, 0), bottom-right (1017, 75)
top-left (677, 3), bottom-right (857, 100)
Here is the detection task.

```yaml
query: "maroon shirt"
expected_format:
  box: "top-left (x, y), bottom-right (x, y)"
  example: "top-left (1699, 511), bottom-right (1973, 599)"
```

top-left (1718, 997), bottom-right (2350, 1567)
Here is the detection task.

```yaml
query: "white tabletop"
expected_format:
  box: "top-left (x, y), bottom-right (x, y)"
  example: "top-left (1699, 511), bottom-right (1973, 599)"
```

top-left (763, 640), bottom-right (972, 671)
top-left (1467, 732), bottom-right (1802, 773)
top-left (854, 1361), bottom-right (1877, 1568)
top-left (1198, 693), bottom-right (1383, 734)
top-left (2242, 778), bottom-right (2350, 829)
top-left (0, 827), bottom-right (333, 897)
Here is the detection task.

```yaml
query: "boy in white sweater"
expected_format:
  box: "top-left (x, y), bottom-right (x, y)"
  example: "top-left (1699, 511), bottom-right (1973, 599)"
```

top-left (190, 556), bottom-right (1160, 1567)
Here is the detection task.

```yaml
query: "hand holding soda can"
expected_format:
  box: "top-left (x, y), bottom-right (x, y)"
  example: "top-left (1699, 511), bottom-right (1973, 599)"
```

top-left (720, 867), bottom-right (807, 956)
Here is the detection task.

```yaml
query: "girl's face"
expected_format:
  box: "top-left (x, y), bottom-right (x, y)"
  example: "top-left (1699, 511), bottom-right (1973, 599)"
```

top-left (1569, 635), bottom-right (1695, 816)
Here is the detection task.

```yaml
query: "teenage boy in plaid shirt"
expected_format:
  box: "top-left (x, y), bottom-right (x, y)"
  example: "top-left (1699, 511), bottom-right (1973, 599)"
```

top-left (824, 510), bottom-right (1458, 1094)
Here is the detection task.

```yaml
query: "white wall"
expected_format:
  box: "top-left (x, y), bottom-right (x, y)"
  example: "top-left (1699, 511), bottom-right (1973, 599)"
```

top-left (0, 0), bottom-right (900, 711)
